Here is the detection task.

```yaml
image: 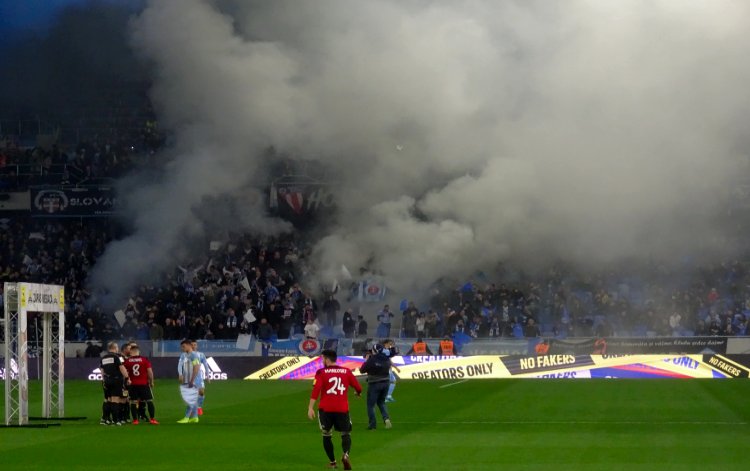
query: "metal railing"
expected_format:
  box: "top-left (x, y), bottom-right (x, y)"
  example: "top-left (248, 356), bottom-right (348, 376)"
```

top-left (0, 164), bottom-right (68, 190)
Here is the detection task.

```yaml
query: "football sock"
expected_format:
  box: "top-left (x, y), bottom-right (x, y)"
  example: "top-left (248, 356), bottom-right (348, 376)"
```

top-left (130, 403), bottom-right (139, 420)
top-left (185, 406), bottom-right (191, 418)
top-left (341, 434), bottom-right (352, 455)
top-left (322, 436), bottom-right (335, 462)
top-left (388, 383), bottom-right (395, 397)
top-left (147, 401), bottom-right (155, 419)
top-left (102, 402), bottom-right (108, 421)
top-left (139, 402), bottom-right (147, 419)
top-left (198, 395), bottom-right (205, 407)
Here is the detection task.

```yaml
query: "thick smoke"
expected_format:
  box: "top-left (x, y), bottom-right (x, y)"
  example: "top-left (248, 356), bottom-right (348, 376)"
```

top-left (90, 0), bottom-right (750, 305)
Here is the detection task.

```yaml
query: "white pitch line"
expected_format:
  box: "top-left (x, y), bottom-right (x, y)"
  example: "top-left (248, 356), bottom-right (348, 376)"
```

top-left (280, 420), bottom-right (747, 426)
top-left (439, 380), bottom-right (469, 389)
top-left (422, 420), bottom-right (748, 426)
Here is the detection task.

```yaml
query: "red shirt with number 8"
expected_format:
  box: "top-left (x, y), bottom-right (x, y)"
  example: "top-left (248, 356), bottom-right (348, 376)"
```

top-left (310, 366), bottom-right (362, 413)
top-left (124, 356), bottom-right (152, 386)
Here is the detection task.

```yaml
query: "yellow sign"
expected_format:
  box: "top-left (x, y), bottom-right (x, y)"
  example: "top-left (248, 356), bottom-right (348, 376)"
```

top-left (19, 285), bottom-right (27, 308)
top-left (397, 356), bottom-right (509, 380)
top-left (16, 283), bottom-right (64, 312)
top-left (244, 357), bottom-right (315, 380)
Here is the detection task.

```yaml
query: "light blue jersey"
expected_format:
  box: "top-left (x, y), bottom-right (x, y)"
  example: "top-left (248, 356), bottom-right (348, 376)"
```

top-left (197, 351), bottom-right (210, 378)
top-left (178, 351), bottom-right (204, 388)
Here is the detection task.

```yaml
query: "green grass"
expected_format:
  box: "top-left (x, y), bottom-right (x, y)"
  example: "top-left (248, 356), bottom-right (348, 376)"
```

top-left (1, 379), bottom-right (749, 470)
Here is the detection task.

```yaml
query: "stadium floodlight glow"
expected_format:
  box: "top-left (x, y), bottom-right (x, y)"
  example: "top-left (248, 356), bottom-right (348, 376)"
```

top-left (3, 282), bottom-right (65, 426)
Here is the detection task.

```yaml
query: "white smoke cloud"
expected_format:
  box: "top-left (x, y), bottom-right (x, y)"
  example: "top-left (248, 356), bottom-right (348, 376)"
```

top-left (89, 0), bottom-right (750, 305)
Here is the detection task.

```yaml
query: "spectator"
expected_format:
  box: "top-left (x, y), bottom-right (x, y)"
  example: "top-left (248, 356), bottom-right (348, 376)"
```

top-left (214, 323), bottom-right (228, 340)
top-left (356, 315), bottom-right (368, 338)
top-left (322, 294), bottom-right (341, 328)
top-left (84, 341), bottom-right (102, 358)
top-left (225, 309), bottom-right (239, 338)
top-left (377, 305), bottom-right (394, 337)
top-left (523, 317), bottom-right (541, 337)
top-left (415, 313), bottom-right (426, 338)
top-left (595, 319), bottom-right (613, 337)
top-left (669, 312), bottom-right (682, 335)
top-left (709, 321), bottom-right (721, 336)
top-left (304, 318), bottom-right (320, 340)
top-left (163, 318), bottom-right (179, 340)
top-left (256, 318), bottom-right (274, 356)
top-left (149, 321), bottom-right (164, 341)
top-left (121, 318), bottom-right (137, 339)
top-left (425, 310), bottom-right (439, 337)
top-left (402, 302), bottom-right (418, 337)
top-left (342, 309), bottom-right (355, 339)
top-left (136, 321), bottom-right (150, 340)
top-left (73, 322), bottom-right (87, 341)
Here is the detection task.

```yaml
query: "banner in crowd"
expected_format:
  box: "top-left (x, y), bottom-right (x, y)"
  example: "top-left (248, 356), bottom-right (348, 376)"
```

top-left (269, 182), bottom-right (334, 226)
top-left (354, 277), bottom-right (387, 303)
top-left (0, 191), bottom-right (30, 211)
top-left (153, 335), bottom-right (733, 360)
top-left (18, 282), bottom-right (64, 312)
top-left (244, 354), bottom-right (750, 380)
top-left (270, 184), bottom-right (334, 215)
top-left (459, 339), bottom-right (531, 355)
top-left (154, 338), bottom-right (342, 357)
top-left (548, 337), bottom-right (728, 355)
top-left (30, 186), bottom-right (119, 217)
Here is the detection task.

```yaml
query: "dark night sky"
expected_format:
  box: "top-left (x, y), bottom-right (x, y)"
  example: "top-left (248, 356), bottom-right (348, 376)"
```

top-left (0, 0), bottom-right (147, 114)
top-left (0, 0), bottom-right (141, 43)
top-left (1, 0), bottom-right (88, 38)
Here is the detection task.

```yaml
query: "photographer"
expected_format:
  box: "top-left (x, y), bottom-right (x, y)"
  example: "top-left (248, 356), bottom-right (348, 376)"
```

top-left (359, 344), bottom-right (393, 430)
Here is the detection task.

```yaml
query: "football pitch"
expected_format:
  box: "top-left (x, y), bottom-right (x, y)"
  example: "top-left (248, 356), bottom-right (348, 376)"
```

top-left (1, 379), bottom-right (748, 470)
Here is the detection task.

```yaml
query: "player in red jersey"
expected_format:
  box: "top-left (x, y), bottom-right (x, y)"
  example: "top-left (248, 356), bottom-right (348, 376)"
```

top-left (123, 344), bottom-right (159, 425)
top-left (308, 350), bottom-right (362, 470)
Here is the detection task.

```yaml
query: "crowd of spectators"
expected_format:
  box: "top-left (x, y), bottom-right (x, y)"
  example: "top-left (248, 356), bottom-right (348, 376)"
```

top-left (0, 216), bottom-right (335, 345)
top-left (0, 121), bottom-right (162, 190)
top-left (0, 140), bottom-right (136, 189)
top-left (1, 126), bottom-right (750, 344)
top-left (398, 261), bottom-right (750, 340)
top-left (1, 212), bottom-right (749, 347)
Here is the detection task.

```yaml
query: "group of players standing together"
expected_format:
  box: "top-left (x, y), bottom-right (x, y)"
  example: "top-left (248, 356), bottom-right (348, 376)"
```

top-left (308, 339), bottom-right (400, 470)
top-left (100, 337), bottom-right (397, 469)
top-left (99, 339), bottom-right (209, 425)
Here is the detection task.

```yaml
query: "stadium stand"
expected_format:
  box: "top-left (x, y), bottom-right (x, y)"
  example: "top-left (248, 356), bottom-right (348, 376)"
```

top-left (1, 206), bottom-right (749, 345)
top-left (1, 112), bottom-right (748, 346)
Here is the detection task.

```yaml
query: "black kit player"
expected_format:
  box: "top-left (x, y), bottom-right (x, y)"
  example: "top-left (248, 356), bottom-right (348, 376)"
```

top-left (100, 341), bottom-right (131, 425)
top-left (123, 344), bottom-right (159, 425)
top-left (119, 342), bottom-right (135, 422)
top-left (308, 350), bottom-right (363, 470)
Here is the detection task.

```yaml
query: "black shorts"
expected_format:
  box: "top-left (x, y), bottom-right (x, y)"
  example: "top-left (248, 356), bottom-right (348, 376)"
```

top-left (318, 410), bottom-right (352, 434)
top-left (103, 380), bottom-right (127, 399)
top-left (128, 385), bottom-right (154, 401)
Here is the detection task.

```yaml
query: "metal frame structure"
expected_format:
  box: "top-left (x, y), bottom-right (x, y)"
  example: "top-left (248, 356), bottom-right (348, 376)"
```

top-left (3, 282), bottom-right (65, 426)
